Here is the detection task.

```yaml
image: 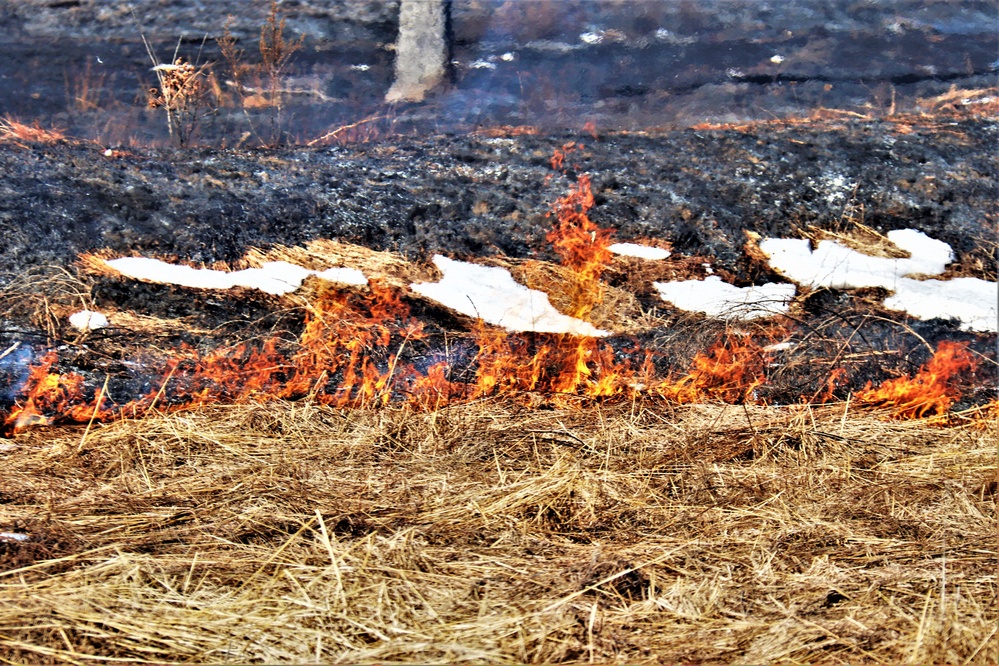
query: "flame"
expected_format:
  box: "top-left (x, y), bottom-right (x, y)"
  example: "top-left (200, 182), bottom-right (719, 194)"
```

top-left (653, 333), bottom-right (770, 405)
top-left (549, 141), bottom-right (581, 172)
top-left (3, 352), bottom-right (97, 433)
top-left (817, 367), bottom-right (848, 404)
top-left (855, 341), bottom-right (977, 419)
top-left (0, 154), bottom-right (986, 435)
top-left (546, 174), bottom-right (613, 320)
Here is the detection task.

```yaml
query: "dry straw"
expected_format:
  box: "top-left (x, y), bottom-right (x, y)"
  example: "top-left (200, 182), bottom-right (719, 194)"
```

top-left (0, 398), bottom-right (995, 664)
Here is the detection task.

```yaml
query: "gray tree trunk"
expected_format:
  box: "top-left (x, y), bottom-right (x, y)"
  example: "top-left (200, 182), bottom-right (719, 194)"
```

top-left (385, 0), bottom-right (449, 103)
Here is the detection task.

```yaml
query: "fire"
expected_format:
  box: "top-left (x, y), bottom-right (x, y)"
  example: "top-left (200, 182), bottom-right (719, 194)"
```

top-left (549, 141), bottom-right (580, 172)
top-left (1, 282), bottom-right (425, 434)
top-left (546, 174), bottom-right (613, 320)
top-left (855, 341), bottom-right (977, 419)
top-left (0, 152), bottom-right (988, 435)
top-left (654, 334), bottom-right (770, 405)
top-left (4, 352), bottom-right (75, 431)
top-left (274, 281), bottom-right (427, 408)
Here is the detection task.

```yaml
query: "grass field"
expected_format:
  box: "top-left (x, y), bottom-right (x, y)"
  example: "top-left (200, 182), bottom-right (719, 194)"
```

top-left (0, 398), bottom-right (995, 664)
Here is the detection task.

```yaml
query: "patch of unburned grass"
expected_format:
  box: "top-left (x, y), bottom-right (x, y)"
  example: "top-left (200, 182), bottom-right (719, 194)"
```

top-left (0, 399), bottom-right (995, 663)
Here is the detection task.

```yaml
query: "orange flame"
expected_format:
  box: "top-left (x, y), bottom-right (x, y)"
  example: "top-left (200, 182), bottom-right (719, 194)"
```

top-left (549, 141), bottom-right (581, 172)
top-left (546, 174), bottom-right (613, 320)
top-left (855, 341), bottom-right (977, 419)
top-left (1, 153), bottom-right (985, 434)
top-left (654, 333), bottom-right (770, 405)
top-left (817, 367), bottom-right (848, 404)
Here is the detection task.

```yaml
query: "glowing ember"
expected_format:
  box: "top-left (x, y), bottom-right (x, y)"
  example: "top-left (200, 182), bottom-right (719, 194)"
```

top-left (855, 341), bottom-right (977, 419)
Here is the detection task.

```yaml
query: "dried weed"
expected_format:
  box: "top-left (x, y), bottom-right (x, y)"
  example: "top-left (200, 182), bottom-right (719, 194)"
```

top-left (0, 400), bottom-right (995, 663)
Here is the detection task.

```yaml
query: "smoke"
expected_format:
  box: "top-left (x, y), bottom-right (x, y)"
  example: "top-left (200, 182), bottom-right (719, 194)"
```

top-left (0, 343), bottom-right (34, 405)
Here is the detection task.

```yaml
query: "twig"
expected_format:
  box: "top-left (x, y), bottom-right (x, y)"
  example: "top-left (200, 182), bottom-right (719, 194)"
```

top-left (76, 374), bottom-right (109, 454)
top-left (0, 341), bottom-right (20, 361)
top-left (306, 115), bottom-right (388, 146)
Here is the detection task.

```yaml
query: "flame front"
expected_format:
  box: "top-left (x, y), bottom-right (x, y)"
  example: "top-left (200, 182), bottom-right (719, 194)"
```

top-left (855, 341), bottom-right (978, 419)
top-left (1, 155), bottom-right (988, 434)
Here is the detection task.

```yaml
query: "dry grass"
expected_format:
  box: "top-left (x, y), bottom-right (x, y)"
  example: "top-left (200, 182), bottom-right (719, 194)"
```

top-left (0, 116), bottom-right (66, 146)
top-left (0, 399), bottom-right (995, 664)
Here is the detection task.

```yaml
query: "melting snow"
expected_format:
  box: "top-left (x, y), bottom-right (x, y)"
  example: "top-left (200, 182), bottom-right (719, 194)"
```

top-left (0, 532), bottom-right (29, 542)
top-left (411, 256), bottom-right (608, 337)
top-left (885, 277), bottom-right (998, 334)
top-left (105, 257), bottom-right (367, 296)
top-left (69, 310), bottom-right (109, 331)
top-left (759, 229), bottom-right (953, 290)
top-left (653, 276), bottom-right (795, 320)
top-left (608, 243), bottom-right (671, 260)
top-left (759, 228), bottom-right (997, 332)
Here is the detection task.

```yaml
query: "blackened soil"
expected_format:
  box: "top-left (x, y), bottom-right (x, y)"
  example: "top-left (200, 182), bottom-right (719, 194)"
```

top-left (1, 118), bottom-right (995, 282)
top-left (0, 115), bottom-right (995, 410)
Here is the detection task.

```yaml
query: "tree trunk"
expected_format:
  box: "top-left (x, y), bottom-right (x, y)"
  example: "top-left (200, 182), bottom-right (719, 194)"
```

top-left (385, 0), bottom-right (450, 103)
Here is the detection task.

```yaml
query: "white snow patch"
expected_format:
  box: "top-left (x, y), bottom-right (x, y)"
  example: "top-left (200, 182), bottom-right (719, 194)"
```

top-left (608, 243), bottom-right (671, 260)
top-left (758, 228), bottom-right (953, 290)
top-left (653, 276), bottom-right (795, 320)
top-left (69, 310), bottom-right (109, 331)
top-left (105, 257), bottom-right (367, 296)
top-left (411, 256), bottom-right (608, 337)
top-left (885, 277), bottom-right (998, 333)
top-left (759, 228), bottom-right (997, 332)
top-left (314, 266), bottom-right (370, 285)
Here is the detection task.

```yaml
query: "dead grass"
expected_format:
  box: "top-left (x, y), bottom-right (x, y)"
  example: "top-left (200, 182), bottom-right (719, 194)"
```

top-left (0, 399), bottom-right (995, 664)
top-left (0, 116), bottom-right (66, 146)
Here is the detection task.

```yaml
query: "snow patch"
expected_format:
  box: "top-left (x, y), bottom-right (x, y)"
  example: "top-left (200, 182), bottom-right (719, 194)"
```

top-left (608, 243), bottom-right (671, 260)
top-left (758, 228), bottom-right (952, 290)
top-left (69, 310), bottom-right (109, 331)
top-left (885, 277), bottom-right (998, 333)
top-left (411, 256), bottom-right (608, 337)
top-left (105, 257), bottom-right (367, 296)
top-left (759, 228), bottom-right (997, 332)
top-left (653, 276), bottom-right (795, 320)
top-left (0, 532), bottom-right (29, 542)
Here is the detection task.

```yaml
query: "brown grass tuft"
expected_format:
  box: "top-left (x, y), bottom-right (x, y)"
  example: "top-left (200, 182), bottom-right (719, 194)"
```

top-left (0, 399), bottom-right (995, 663)
top-left (0, 116), bottom-right (66, 146)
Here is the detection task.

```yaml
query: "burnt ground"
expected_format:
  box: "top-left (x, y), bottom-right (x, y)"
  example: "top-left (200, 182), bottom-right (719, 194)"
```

top-left (0, 114), bottom-right (996, 415)
top-left (0, 0), bottom-right (996, 417)
top-left (0, 0), bottom-right (997, 142)
top-left (1, 118), bottom-right (996, 279)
